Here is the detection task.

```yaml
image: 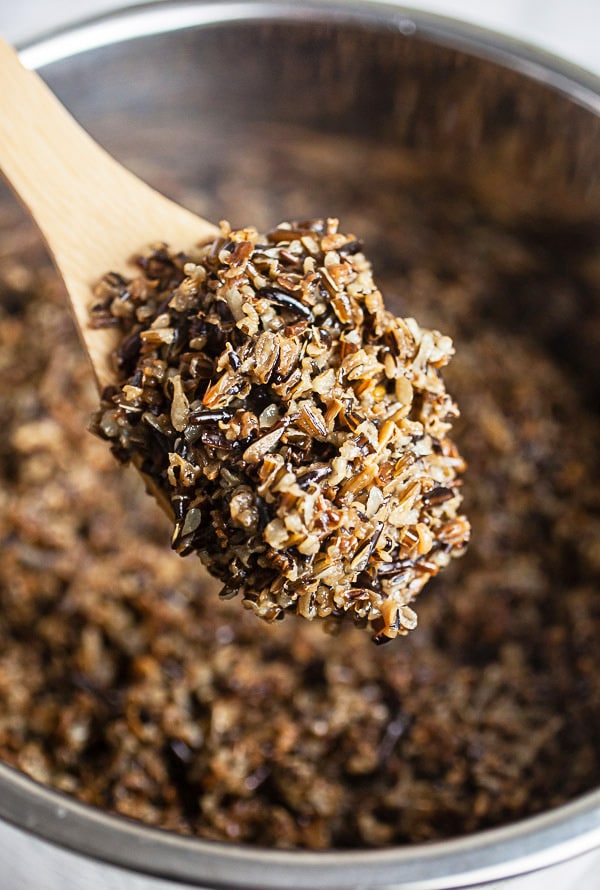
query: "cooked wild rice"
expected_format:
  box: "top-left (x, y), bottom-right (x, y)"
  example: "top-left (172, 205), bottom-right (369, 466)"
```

top-left (1, 122), bottom-right (599, 848)
top-left (89, 219), bottom-right (469, 641)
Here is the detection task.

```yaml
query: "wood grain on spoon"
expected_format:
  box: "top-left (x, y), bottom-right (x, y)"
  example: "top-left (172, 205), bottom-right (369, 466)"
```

top-left (0, 36), bottom-right (218, 390)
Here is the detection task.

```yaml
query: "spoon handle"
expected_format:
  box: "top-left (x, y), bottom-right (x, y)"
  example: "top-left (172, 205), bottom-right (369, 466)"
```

top-left (0, 37), bottom-right (216, 388)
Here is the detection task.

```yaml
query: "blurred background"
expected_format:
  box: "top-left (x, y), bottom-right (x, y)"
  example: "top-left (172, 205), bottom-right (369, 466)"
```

top-left (0, 0), bottom-right (599, 76)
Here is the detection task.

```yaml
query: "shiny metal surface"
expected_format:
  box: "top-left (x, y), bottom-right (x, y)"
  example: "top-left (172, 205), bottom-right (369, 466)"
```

top-left (1, 2), bottom-right (599, 888)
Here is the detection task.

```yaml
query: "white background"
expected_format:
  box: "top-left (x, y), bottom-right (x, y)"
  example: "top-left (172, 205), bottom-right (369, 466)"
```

top-left (0, 0), bottom-right (599, 76)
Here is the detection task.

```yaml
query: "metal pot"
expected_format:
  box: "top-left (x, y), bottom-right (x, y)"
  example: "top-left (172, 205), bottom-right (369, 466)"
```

top-left (1, 2), bottom-right (599, 888)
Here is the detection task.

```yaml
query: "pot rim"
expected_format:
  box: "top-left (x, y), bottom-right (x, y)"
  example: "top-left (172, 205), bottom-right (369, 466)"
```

top-left (2, 2), bottom-right (600, 887)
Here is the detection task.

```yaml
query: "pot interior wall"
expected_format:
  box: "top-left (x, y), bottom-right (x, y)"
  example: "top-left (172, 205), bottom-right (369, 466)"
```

top-left (40, 20), bottom-right (600, 396)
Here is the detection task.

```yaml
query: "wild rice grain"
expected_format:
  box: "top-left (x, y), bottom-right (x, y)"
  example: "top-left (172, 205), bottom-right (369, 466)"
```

top-left (90, 220), bottom-right (470, 640)
top-left (1, 166), bottom-right (599, 847)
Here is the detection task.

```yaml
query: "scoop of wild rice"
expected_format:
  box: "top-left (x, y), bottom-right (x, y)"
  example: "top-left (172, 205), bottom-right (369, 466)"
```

top-left (90, 219), bottom-right (469, 641)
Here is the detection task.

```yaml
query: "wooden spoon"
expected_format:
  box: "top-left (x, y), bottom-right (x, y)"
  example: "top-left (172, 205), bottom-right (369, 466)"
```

top-left (0, 36), bottom-right (219, 391)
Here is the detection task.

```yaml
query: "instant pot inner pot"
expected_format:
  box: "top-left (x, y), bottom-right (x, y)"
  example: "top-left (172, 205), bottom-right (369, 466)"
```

top-left (0, 14), bottom-right (599, 853)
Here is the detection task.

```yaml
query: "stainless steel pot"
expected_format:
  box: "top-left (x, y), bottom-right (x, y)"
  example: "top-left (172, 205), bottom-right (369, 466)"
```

top-left (1, 2), bottom-right (599, 888)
